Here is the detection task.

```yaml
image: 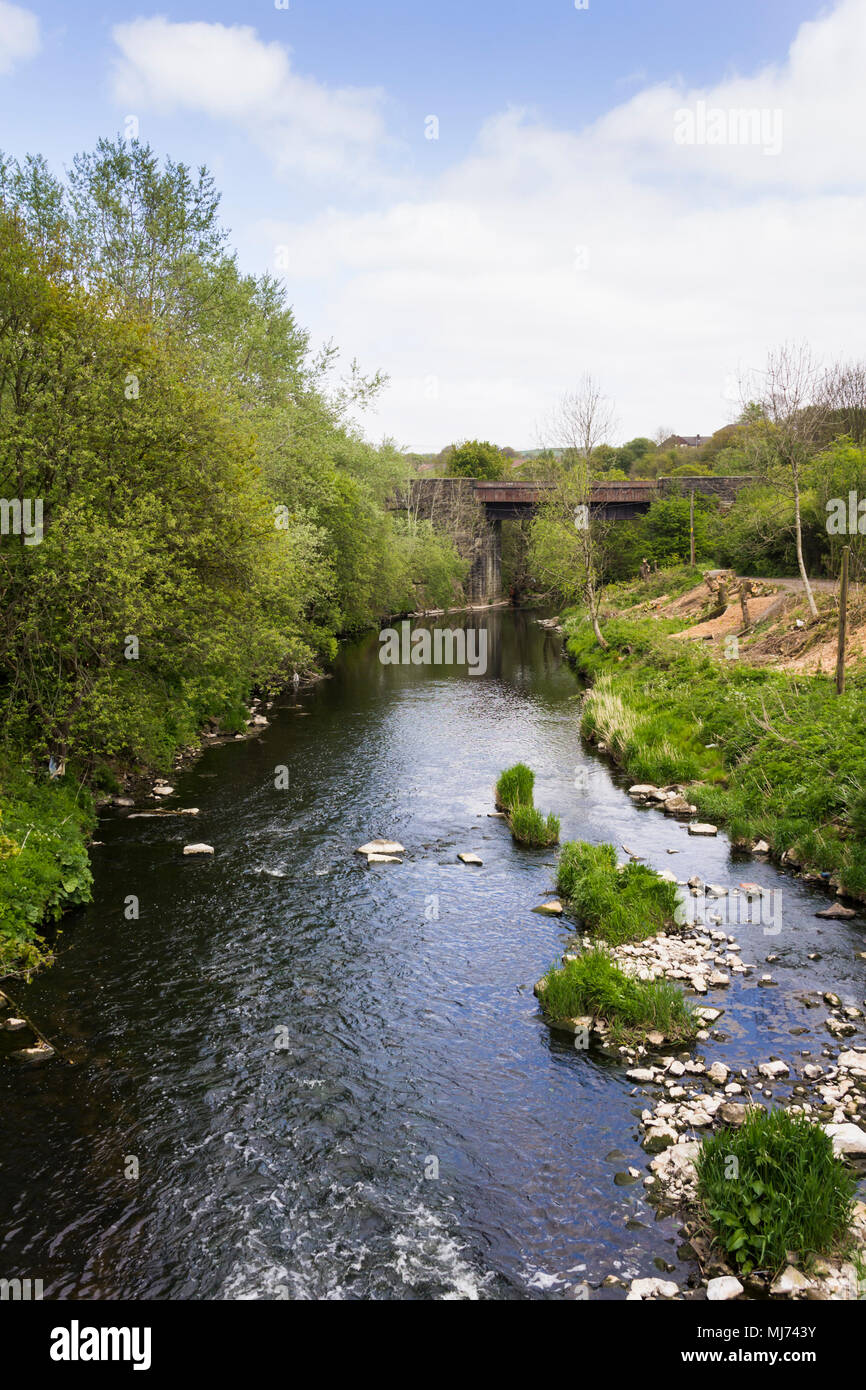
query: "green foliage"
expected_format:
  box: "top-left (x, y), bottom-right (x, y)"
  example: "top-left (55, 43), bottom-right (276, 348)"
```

top-left (446, 439), bottom-right (509, 480)
top-left (0, 138), bottom-right (468, 969)
top-left (555, 840), bottom-right (680, 944)
top-left (564, 603), bottom-right (866, 892)
top-left (539, 947), bottom-right (696, 1044)
top-left (0, 762), bottom-right (95, 974)
top-left (697, 1108), bottom-right (855, 1276)
top-left (495, 762), bottom-right (535, 810)
top-left (509, 804), bottom-right (560, 847)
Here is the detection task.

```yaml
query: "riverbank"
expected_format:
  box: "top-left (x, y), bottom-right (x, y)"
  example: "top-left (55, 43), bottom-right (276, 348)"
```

top-left (532, 840), bottom-right (866, 1299)
top-left (562, 567), bottom-right (866, 902)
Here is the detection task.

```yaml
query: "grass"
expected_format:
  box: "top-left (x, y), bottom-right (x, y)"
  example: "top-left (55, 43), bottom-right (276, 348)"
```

top-left (509, 804), bottom-right (560, 847)
top-left (556, 840), bottom-right (680, 944)
top-left (495, 762), bottom-right (534, 811)
top-left (538, 947), bottom-right (697, 1045)
top-left (495, 762), bottom-right (560, 846)
top-left (0, 760), bottom-right (95, 976)
top-left (696, 1108), bottom-right (856, 1277)
top-left (564, 587), bottom-right (866, 898)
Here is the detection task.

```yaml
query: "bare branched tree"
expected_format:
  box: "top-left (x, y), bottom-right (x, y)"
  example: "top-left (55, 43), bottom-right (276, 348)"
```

top-left (741, 344), bottom-right (827, 619)
top-left (531, 375), bottom-right (617, 647)
top-left (822, 359), bottom-right (866, 446)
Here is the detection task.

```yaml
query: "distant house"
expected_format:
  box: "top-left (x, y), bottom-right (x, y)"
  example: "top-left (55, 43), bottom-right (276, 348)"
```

top-left (660, 434), bottom-right (708, 450)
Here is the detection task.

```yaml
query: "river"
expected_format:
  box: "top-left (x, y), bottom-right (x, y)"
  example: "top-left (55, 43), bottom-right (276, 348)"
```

top-left (1, 609), bottom-right (863, 1299)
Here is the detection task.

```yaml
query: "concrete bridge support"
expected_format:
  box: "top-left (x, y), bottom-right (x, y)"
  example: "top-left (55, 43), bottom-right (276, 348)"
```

top-left (466, 519), bottom-right (501, 604)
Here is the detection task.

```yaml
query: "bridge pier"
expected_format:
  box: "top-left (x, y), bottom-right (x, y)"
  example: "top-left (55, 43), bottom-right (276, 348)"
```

top-left (466, 519), bottom-right (501, 604)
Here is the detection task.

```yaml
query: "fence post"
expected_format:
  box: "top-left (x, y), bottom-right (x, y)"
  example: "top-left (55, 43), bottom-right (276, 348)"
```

top-left (836, 545), bottom-right (849, 694)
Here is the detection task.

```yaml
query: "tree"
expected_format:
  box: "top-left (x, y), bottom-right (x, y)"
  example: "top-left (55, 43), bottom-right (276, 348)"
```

top-left (446, 439), bottom-right (509, 480)
top-left (740, 345), bottom-right (827, 618)
top-left (531, 376), bottom-right (617, 647)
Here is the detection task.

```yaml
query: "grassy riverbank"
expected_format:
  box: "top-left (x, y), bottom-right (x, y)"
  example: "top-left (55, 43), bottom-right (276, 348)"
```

top-left (564, 575), bottom-right (866, 899)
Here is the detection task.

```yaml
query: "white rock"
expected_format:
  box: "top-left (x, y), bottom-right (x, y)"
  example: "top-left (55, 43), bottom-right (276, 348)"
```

top-left (707, 1276), bottom-right (744, 1301)
top-left (770, 1265), bottom-right (813, 1295)
top-left (758, 1060), bottom-right (790, 1079)
top-left (824, 1123), bottom-right (866, 1159)
top-left (533, 900), bottom-right (563, 915)
top-left (626, 1068), bottom-right (658, 1083)
top-left (183, 843), bottom-right (214, 855)
top-left (688, 823), bottom-right (718, 836)
top-left (629, 1278), bottom-right (679, 1299)
top-left (457, 852), bottom-right (483, 865)
top-left (355, 839), bottom-right (405, 856)
top-left (707, 1062), bottom-right (729, 1085)
top-left (367, 853), bottom-right (402, 864)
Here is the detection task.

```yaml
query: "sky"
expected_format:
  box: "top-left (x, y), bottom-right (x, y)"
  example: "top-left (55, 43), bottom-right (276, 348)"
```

top-left (1, 0), bottom-right (865, 451)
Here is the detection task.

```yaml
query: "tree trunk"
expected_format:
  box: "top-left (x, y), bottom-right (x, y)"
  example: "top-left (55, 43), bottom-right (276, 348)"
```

top-left (792, 468), bottom-right (819, 618)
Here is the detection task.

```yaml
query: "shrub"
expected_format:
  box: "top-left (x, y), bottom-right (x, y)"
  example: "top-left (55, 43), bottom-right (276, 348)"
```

top-left (539, 948), bottom-right (696, 1044)
top-left (696, 1108), bottom-right (855, 1276)
top-left (509, 805), bottom-right (560, 847)
top-left (495, 762), bottom-right (534, 811)
top-left (556, 840), bottom-right (679, 944)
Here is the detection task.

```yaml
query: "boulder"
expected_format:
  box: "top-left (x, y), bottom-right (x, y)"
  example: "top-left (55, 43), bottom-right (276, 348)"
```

top-left (816, 902), bottom-right (857, 919)
top-left (758, 1060), bottom-right (790, 1079)
top-left (457, 852), bottom-right (483, 865)
top-left (533, 900), bottom-right (563, 915)
top-left (770, 1265), bottom-right (813, 1296)
top-left (688, 823), bottom-right (718, 836)
top-left (824, 1123), bottom-right (866, 1160)
top-left (183, 843), bottom-right (214, 855)
top-left (707, 1276), bottom-right (744, 1301)
top-left (629, 1277), bottom-right (679, 1299)
top-left (355, 839), bottom-right (405, 856)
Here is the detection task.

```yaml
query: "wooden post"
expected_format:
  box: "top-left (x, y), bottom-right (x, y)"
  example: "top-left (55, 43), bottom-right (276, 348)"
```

top-left (689, 490), bottom-right (695, 566)
top-left (836, 545), bottom-right (849, 694)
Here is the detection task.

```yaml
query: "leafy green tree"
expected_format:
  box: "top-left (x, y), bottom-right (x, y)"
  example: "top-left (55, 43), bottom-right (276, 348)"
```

top-left (446, 439), bottom-right (509, 480)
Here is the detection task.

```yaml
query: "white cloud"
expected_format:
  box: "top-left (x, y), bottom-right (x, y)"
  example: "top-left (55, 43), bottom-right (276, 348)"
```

top-left (111, 17), bottom-right (388, 182)
top-left (256, 0), bottom-right (866, 449)
top-left (0, 1), bottom-right (40, 76)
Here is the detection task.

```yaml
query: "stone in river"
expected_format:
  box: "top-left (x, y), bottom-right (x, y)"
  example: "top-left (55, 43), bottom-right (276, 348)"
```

top-left (458, 852), bottom-right (483, 865)
top-left (533, 899), bottom-right (563, 915)
top-left (367, 853), bottom-right (402, 864)
top-left (355, 839), bottom-right (405, 856)
top-left (11, 1043), bottom-right (55, 1065)
top-left (816, 902), bottom-right (857, 919)
top-left (707, 1276), bottom-right (743, 1301)
top-left (183, 843), bottom-right (214, 855)
top-left (688, 823), bottom-right (718, 836)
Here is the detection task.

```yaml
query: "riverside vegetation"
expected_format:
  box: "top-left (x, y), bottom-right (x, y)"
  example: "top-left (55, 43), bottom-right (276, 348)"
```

top-left (0, 139), bottom-right (465, 973)
top-left (494, 763), bottom-right (560, 846)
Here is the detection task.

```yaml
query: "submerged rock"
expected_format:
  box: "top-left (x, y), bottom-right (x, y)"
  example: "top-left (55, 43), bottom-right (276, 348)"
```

top-left (11, 1043), bottom-right (55, 1065)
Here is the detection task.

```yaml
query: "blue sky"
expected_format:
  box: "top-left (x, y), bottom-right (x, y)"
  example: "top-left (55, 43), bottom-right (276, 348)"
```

top-left (2, 0), bottom-right (864, 449)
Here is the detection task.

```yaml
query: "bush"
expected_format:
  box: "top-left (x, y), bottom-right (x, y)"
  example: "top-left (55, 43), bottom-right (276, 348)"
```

top-left (539, 948), bottom-right (696, 1044)
top-left (509, 805), bottom-right (560, 847)
top-left (495, 762), bottom-right (534, 811)
top-left (556, 840), bottom-right (679, 944)
top-left (0, 763), bottom-right (95, 974)
top-left (697, 1108), bottom-right (855, 1276)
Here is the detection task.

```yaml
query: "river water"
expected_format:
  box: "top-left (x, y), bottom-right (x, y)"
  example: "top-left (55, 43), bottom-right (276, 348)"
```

top-left (1, 609), bottom-right (864, 1300)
